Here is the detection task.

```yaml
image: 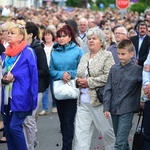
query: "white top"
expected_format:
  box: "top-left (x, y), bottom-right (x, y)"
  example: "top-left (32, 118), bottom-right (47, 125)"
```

top-left (80, 58), bottom-right (93, 103)
top-left (44, 44), bottom-right (53, 67)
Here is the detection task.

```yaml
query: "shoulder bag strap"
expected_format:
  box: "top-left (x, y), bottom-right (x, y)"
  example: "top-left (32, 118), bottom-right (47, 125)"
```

top-left (87, 61), bottom-right (91, 77)
top-left (135, 109), bottom-right (144, 132)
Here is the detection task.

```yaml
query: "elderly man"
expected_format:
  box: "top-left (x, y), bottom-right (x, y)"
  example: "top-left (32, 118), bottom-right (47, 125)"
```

top-left (107, 26), bottom-right (129, 64)
top-left (78, 17), bottom-right (89, 53)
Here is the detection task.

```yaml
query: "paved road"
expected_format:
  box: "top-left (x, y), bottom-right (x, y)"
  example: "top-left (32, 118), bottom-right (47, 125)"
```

top-left (0, 106), bottom-right (139, 150)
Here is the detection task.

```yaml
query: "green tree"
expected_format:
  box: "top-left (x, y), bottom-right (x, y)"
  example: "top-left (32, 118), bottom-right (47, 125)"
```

top-left (96, 0), bottom-right (115, 9)
top-left (65, 0), bottom-right (150, 12)
top-left (66, 0), bottom-right (80, 7)
top-left (138, 0), bottom-right (150, 6)
top-left (130, 0), bottom-right (149, 13)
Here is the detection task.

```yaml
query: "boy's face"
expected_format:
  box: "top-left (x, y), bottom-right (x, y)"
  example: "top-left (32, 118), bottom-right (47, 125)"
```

top-left (117, 48), bottom-right (134, 66)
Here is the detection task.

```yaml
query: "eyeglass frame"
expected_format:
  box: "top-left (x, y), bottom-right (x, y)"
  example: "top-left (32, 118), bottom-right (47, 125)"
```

top-left (114, 32), bottom-right (126, 35)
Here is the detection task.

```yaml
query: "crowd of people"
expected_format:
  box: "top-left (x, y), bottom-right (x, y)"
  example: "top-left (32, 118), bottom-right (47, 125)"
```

top-left (0, 3), bottom-right (150, 150)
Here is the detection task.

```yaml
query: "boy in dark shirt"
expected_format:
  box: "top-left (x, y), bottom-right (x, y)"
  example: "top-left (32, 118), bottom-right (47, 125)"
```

top-left (103, 39), bottom-right (142, 150)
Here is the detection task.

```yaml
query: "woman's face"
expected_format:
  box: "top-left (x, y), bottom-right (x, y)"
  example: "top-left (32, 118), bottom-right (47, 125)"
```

top-left (44, 33), bottom-right (53, 43)
top-left (87, 34), bottom-right (102, 52)
top-left (7, 28), bottom-right (23, 45)
top-left (104, 30), bottom-right (111, 41)
top-left (2, 29), bottom-right (9, 41)
top-left (57, 32), bottom-right (71, 46)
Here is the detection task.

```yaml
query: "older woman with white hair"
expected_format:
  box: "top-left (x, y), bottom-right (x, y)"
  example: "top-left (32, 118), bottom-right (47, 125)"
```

top-left (74, 27), bottom-right (115, 150)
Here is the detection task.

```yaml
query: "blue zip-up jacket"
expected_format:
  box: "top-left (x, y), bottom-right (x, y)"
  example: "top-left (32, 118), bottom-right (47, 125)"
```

top-left (50, 42), bottom-right (84, 80)
top-left (1, 46), bottom-right (38, 113)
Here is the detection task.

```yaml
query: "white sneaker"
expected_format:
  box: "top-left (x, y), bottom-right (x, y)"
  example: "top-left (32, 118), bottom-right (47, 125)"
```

top-left (38, 110), bottom-right (49, 116)
top-left (52, 107), bottom-right (57, 113)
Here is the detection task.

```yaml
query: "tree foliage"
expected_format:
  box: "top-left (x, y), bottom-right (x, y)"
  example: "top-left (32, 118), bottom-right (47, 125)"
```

top-left (96, 0), bottom-right (115, 8)
top-left (65, 0), bottom-right (150, 13)
top-left (138, 0), bottom-right (150, 6)
top-left (130, 0), bottom-right (150, 13)
top-left (66, 0), bottom-right (80, 7)
top-left (130, 2), bottom-right (147, 14)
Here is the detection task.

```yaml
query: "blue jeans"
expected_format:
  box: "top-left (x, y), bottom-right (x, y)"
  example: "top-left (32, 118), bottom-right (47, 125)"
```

top-left (56, 99), bottom-right (77, 150)
top-left (42, 87), bottom-right (50, 111)
top-left (3, 112), bottom-right (28, 150)
top-left (42, 78), bottom-right (56, 110)
top-left (111, 112), bottom-right (134, 150)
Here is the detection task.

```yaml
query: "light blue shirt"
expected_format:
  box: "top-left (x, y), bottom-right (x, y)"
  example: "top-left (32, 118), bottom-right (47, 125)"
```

top-left (142, 52), bottom-right (150, 86)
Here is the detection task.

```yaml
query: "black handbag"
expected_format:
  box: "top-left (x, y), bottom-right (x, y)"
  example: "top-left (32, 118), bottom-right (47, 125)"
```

top-left (132, 110), bottom-right (144, 150)
top-left (87, 61), bottom-right (104, 103)
top-left (95, 86), bottom-right (104, 103)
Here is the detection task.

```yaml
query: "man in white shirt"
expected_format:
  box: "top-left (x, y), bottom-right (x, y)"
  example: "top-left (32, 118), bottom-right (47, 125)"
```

top-left (130, 22), bottom-right (150, 66)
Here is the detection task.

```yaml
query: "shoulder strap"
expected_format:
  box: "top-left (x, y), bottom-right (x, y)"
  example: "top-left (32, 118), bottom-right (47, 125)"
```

top-left (87, 61), bottom-right (91, 77)
top-left (10, 53), bottom-right (22, 71)
top-left (135, 109), bottom-right (144, 132)
top-left (2, 52), bottom-right (22, 72)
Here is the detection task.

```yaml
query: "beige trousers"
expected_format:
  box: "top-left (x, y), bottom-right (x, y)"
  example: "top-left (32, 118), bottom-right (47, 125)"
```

top-left (23, 93), bottom-right (43, 150)
top-left (74, 102), bottom-right (115, 150)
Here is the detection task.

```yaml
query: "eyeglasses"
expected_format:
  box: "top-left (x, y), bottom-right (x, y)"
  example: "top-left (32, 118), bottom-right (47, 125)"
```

top-left (114, 32), bottom-right (126, 35)
top-left (2, 30), bottom-right (8, 33)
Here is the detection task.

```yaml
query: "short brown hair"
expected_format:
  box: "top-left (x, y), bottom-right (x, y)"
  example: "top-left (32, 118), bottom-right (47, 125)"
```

top-left (137, 22), bottom-right (147, 30)
top-left (42, 29), bottom-right (55, 42)
top-left (117, 39), bottom-right (134, 52)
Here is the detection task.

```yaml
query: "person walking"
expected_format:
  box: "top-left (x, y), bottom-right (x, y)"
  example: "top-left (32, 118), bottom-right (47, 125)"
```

top-left (39, 29), bottom-right (57, 115)
top-left (142, 47), bottom-right (150, 150)
top-left (24, 21), bottom-right (49, 150)
top-left (50, 24), bottom-right (84, 150)
top-left (103, 39), bottom-right (142, 150)
top-left (74, 27), bottom-right (115, 150)
top-left (1, 23), bottom-right (38, 150)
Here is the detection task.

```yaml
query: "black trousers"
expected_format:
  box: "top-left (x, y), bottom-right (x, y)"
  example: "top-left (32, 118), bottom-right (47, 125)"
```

top-left (56, 99), bottom-right (77, 150)
top-left (144, 101), bottom-right (150, 150)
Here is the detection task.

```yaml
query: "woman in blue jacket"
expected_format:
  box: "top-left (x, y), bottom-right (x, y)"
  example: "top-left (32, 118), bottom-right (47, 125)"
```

top-left (1, 23), bottom-right (38, 150)
top-left (50, 24), bottom-right (84, 150)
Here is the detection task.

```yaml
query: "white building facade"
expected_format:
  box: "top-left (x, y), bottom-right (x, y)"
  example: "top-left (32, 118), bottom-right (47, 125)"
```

top-left (0, 0), bottom-right (67, 8)
top-left (0, 0), bottom-right (43, 8)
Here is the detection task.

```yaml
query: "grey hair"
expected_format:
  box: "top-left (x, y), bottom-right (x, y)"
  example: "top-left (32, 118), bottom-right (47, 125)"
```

top-left (47, 24), bottom-right (57, 34)
top-left (144, 7), bottom-right (150, 15)
top-left (78, 17), bottom-right (88, 25)
top-left (115, 26), bottom-right (128, 35)
top-left (86, 27), bottom-right (107, 50)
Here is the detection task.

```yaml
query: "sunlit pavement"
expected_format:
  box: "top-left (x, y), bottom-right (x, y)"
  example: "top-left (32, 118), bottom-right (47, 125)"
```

top-left (0, 110), bottom-right (139, 150)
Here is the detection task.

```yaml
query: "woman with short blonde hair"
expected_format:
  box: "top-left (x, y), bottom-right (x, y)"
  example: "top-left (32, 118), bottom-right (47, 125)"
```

top-left (1, 23), bottom-right (38, 150)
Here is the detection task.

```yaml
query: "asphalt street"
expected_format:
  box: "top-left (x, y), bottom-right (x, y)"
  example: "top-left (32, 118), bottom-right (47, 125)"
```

top-left (0, 106), bottom-right (140, 150)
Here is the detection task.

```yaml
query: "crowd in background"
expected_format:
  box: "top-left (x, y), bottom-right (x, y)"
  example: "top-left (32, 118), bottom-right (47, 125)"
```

top-left (0, 3), bottom-right (150, 150)
top-left (0, 4), bottom-right (149, 36)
